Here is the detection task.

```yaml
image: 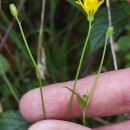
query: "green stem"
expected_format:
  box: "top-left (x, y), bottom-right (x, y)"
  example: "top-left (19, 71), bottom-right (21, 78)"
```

top-left (83, 35), bottom-right (109, 124)
top-left (16, 17), bottom-right (46, 119)
top-left (66, 22), bottom-right (92, 120)
top-left (83, 109), bottom-right (86, 126)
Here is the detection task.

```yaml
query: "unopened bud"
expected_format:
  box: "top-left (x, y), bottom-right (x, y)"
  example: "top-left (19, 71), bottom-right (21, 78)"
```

top-left (9, 4), bottom-right (18, 17)
top-left (106, 26), bottom-right (114, 37)
top-left (83, 94), bottom-right (89, 99)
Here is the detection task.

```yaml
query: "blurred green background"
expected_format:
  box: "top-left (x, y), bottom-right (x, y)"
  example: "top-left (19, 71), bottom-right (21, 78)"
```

top-left (0, 0), bottom-right (130, 129)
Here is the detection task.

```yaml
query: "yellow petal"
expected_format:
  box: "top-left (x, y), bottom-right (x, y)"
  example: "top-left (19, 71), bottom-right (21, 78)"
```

top-left (76, 0), bottom-right (89, 14)
top-left (76, 0), bottom-right (82, 5)
top-left (76, 0), bottom-right (104, 18)
top-left (98, 0), bottom-right (104, 7)
top-left (93, 0), bottom-right (104, 14)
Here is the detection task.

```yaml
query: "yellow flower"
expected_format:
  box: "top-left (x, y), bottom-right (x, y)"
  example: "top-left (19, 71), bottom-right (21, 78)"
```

top-left (76, 0), bottom-right (104, 22)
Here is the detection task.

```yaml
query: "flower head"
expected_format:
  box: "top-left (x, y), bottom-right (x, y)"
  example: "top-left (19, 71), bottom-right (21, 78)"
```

top-left (76, 0), bottom-right (104, 22)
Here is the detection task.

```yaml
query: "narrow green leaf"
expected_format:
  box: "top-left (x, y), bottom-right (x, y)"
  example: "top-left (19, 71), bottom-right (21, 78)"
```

top-left (64, 86), bottom-right (78, 96)
top-left (77, 94), bottom-right (86, 108)
top-left (64, 86), bottom-right (86, 108)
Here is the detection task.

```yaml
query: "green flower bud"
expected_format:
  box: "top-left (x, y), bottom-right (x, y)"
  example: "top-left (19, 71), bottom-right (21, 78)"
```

top-left (9, 4), bottom-right (18, 17)
top-left (83, 94), bottom-right (89, 100)
top-left (106, 26), bottom-right (114, 37)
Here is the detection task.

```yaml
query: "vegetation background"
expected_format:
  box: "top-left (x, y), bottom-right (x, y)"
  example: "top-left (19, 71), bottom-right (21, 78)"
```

top-left (0, 0), bottom-right (130, 129)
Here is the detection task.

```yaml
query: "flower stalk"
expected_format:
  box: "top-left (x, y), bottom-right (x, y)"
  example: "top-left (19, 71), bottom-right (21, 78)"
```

top-left (82, 26), bottom-right (113, 125)
top-left (9, 4), bottom-right (46, 119)
top-left (67, 0), bottom-right (104, 120)
top-left (67, 21), bottom-right (92, 120)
